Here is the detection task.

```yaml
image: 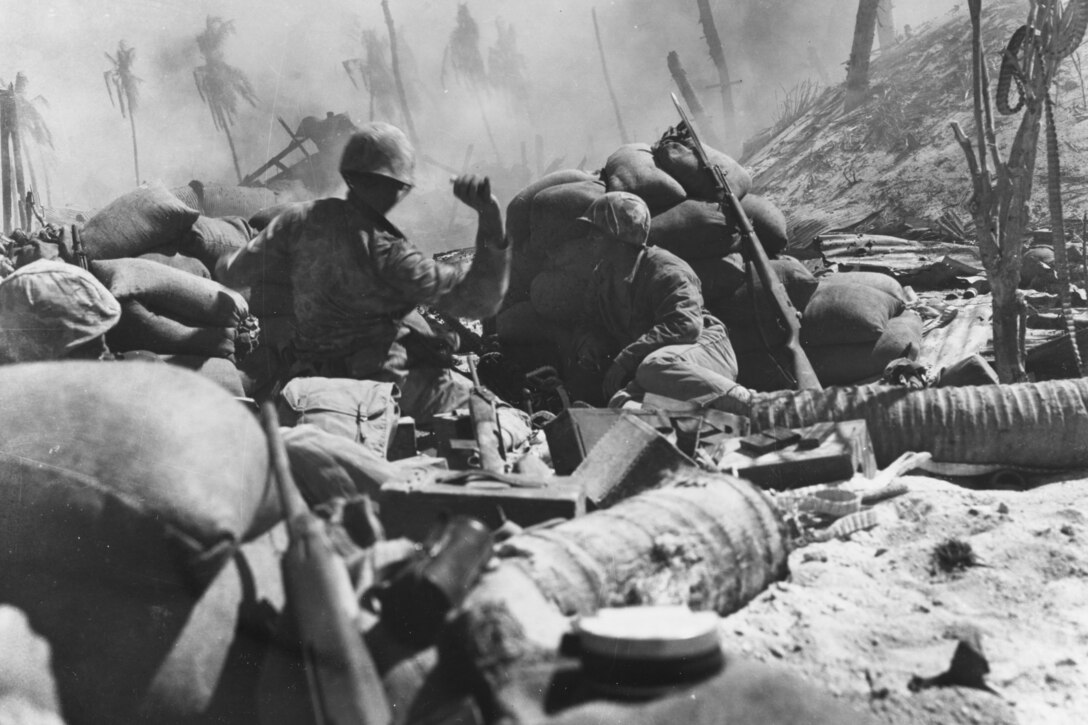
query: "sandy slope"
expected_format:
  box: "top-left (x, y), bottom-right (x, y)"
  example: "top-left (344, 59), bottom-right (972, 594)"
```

top-left (722, 474), bottom-right (1088, 724)
top-left (745, 0), bottom-right (1088, 235)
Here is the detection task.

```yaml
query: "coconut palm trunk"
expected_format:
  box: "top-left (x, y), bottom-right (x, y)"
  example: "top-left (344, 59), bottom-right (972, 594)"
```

top-left (845, 0), bottom-right (881, 111)
top-left (128, 110), bottom-right (140, 184)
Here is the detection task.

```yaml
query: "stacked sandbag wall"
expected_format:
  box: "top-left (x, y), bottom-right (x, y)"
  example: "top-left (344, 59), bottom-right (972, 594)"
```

top-left (498, 133), bottom-right (771, 354)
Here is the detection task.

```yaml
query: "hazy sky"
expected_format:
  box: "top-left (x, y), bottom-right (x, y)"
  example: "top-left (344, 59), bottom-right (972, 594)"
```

top-left (0, 0), bottom-right (963, 211)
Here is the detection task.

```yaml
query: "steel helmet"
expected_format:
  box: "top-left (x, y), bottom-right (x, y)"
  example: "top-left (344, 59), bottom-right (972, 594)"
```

top-left (0, 259), bottom-right (121, 362)
top-left (578, 191), bottom-right (651, 247)
top-left (339, 122), bottom-right (416, 186)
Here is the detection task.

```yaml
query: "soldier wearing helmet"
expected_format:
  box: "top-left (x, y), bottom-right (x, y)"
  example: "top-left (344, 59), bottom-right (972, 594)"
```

top-left (217, 122), bottom-right (514, 420)
top-left (572, 191), bottom-right (744, 410)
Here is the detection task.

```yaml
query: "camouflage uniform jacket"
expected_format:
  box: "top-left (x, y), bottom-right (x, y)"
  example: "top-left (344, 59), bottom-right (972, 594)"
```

top-left (218, 197), bottom-right (510, 380)
top-left (588, 246), bottom-right (727, 373)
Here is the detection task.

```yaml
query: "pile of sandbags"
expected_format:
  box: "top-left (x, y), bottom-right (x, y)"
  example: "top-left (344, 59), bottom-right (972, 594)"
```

top-left (78, 182), bottom-right (257, 277)
top-left (801, 272), bottom-right (923, 386)
top-left (719, 268), bottom-right (924, 390)
top-left (90, 256), bottom-right (252, 358)
top-left (498, 132), bottom-right (775, 341)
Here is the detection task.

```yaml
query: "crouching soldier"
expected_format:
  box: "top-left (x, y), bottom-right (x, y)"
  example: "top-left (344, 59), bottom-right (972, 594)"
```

top-left (571, 191), bottom-right (750, 412)
top-left (217, 122), bottom-right (522, 427)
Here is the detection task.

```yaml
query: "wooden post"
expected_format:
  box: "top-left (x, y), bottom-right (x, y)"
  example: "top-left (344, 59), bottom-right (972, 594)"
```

top-left (534, 134), bottom-right (544, 177)
top-left (845, 0), bottom-right (881, 111)
top-left (381, 0), bottom-right (419, 147)
top-left (876, 0), bottom-right (897, 51)
top-left (1, 88), bottom-right (13, 234)
top-left (695, 0), bottom-right (736, 151)
top-left (591, 7), bottom-right (630, 145)
top-left (667, 50), bottom-right (721, 148)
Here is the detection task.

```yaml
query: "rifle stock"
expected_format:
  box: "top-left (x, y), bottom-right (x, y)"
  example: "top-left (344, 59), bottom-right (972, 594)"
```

top-left (467, 355), bottom-right (506, 473)
top-left (669, 94), bottom-right (822, 391)
top-left (260, 403), bottom-right (391, 725)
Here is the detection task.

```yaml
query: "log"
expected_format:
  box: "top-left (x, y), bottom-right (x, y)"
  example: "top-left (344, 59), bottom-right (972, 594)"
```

top-left (444, 469), bottom-right (789, 713)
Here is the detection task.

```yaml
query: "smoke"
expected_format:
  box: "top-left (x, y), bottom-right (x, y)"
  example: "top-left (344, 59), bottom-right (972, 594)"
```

top-left (1, 0), bottom-right (961, 243)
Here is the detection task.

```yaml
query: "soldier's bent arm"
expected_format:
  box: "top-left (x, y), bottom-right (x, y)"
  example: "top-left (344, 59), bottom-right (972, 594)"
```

top-left (380, 197), bottom-right (511, 319)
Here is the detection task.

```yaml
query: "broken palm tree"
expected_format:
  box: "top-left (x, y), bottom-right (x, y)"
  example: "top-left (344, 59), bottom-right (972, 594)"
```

top-left (487, 18), bottom-right (529, 109)
top-left (192, 16), bottom-right (258, 185)
top-left (0, 72), bottom-right (52, 214)
top-left (592, 7), bottom-right (630, 145)
top-left (379, 0), bottom-right (418, 146)
top-left (667, 50), bottom-right (721, 149)
top-left (343, 29), bottom-right (399, 123)
top-left (845, 0), bottom-right (881, 111)
top-left (695, 0), bottom-right (736, 150)
top-left (103, 41), bottom-right (142, 186)
top-left (443, 3), bottom-right (501, 162)
top-left (952, 0), bottom-right (1088, 381)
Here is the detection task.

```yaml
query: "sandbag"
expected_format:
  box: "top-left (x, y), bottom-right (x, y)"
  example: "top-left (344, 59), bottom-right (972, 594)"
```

top-left (507, 170), bottom-right (595, 249)
top-left (0, 362), bottom-right (282, 722)
top-left (278, 377), bottom-right (400, 460)
top-left (652, 138), bottom-right (752, 202)
top-left (189, 182), bottom-right (282, 219)
top-left (528, 179), bottom-right (606, 254)
top-left (138, 251), bottom-right (211, 279)
top-left (601, 143), bottom-right (686, 215)
top-left (108, 299), bottom-right (236, 357)
top-left (819, 270), bottom-right (905, 300)
top-left (742, 194), bottom-right (788, 258)
top-left (692, 253), bottom-right (746, 302)
top-left (91, 256), bottom-right (249, 327)
top-left (504, 247), bottom-right (546, 308)
top-left (648, 195), bottom-right (786, 262)
top-left (81, 182), bottom-right (200, 260)
top-left (801, 281), bottom-right (906, 347)
top-left (531, 269), bottom-right (591, 324)
top-left (805, 311), bottom-right (924, 386)
top-left (711, 256), bottom-right (819, 349)
top-left (649, 200), bottom-right (736, 260)
top-left (180, 215), bottom-right (254, 273)
top-left (160, 354), bottom-right (246, 396)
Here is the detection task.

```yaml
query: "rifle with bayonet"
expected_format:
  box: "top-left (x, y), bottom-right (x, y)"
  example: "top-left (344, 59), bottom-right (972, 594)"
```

top-left (259, 402), bottom-right (391, 725)
top-left (670, 93), bottom-right (822, 391)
